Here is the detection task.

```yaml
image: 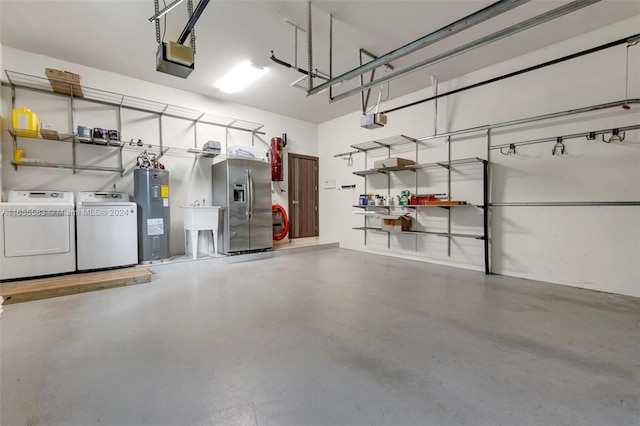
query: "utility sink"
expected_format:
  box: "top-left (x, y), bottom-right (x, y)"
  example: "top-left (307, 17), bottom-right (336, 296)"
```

top-left (180, 206), bottom-right (223, 259)
top-left (181, 206), bottom-right (222, 230)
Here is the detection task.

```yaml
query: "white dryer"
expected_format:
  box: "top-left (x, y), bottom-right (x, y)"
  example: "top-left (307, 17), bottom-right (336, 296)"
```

top-left (0, 190), bottom-right (76, 280)
top-left (76, 192), bottom-right (138, 271)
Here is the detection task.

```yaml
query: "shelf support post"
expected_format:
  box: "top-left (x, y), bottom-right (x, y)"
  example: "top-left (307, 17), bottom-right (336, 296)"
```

top-left (159, 114), bottom-right (164, 153)
top-left (364, 151), bottom-right (368, 246)
top-left (118, 147), bottom-right (124, 177)
top-left (117, 103), bottom-right (124, 175)
top-left (387, 144), bottom-right (391, 248)
top-left (194, 112), bottom-right (204, 149)
top-left (117, 101), bottom-right (123, 136)
top-left (483, 158), bottom-right (490, 274)
top-left (447, 135), bottom-right (451, 257)
top-left (70, 89), bottom-right (76, 174)
top-left (10, 86), bottom-right (17, 171)
top-left (485, 129), bottom-right (491, 274)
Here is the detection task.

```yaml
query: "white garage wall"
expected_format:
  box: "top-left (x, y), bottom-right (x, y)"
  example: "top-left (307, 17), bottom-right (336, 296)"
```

top-left (319, 16), bottom-right (640, 297)
top-left (0, 47), bottom-right (318, 256)
top-left (0, 39), bottom-right (4, 197)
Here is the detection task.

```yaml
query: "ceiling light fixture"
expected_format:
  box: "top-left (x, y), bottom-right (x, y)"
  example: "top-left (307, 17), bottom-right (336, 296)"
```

top-left (215, 62), bottom-right (267, 94)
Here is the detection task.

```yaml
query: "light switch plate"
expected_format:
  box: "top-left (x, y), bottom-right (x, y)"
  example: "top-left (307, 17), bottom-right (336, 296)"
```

top-left (323, 179), bottom-right (336, 189)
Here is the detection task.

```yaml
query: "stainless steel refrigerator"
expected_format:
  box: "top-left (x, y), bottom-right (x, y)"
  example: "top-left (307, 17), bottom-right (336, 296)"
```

top-left (211, 159), bottom-right (273, 254)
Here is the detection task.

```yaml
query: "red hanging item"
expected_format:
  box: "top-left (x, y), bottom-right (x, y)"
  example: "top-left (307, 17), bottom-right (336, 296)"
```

top-left (272, 204), bottom-right (289, 241)
top-left (271, 137), bottom-right (284, 181)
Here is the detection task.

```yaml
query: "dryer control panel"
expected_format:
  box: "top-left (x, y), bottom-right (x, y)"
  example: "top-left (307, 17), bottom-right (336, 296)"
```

top-left (7, 190), bottom-right (74, 203)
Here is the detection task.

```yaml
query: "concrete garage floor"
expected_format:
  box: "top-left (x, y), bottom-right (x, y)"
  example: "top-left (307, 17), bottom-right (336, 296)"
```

top-left (1, 248), bottom-right (639, 426)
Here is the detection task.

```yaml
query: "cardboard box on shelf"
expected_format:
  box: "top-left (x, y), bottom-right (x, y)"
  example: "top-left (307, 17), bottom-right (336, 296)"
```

top-left (373, 157), bottom-right (415, 169)
top-left (411, 194), bottom-right (450, 205)
top-left (380, 214), bottom-right (413, 232)
top-left (40, 123), bottom-right (56, 131)
top-left (45, 68), bottom-right (84, 98)
top-left (40, 129), bottom-right (60, 140)
top-left (424, 200), bottom-right (468, 206)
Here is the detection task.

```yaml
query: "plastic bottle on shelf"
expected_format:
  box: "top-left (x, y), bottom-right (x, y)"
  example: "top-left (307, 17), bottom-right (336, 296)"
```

top-left (13, 149), bottom-right (25, 164)
top-left (12, 107), bottom-right (40, 138)
top-left (400, 190), bottom-right (411, 206)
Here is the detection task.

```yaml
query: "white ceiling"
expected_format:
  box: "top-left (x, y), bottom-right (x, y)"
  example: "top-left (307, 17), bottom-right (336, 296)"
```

top-left (1, 1), bottom-right (639, 123)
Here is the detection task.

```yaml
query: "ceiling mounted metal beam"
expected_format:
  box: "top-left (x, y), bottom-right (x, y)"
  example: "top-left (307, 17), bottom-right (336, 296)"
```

top-left (306, 0), bottom-right (531, 96)
top-left (382, 32), bottom-right (638, 115)
top-left (177, 0), bottom-right (210, 45)
top-left (149, 0), bottom-right (185, 21)
top-left (329, 0), bottom-right (601, 103)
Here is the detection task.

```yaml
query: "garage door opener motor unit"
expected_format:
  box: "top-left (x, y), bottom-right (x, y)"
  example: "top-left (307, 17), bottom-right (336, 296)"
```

top-left (151, 0), bottom-right (211, 79)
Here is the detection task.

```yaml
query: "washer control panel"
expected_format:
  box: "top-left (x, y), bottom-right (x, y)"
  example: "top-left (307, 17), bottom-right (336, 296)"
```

top-left (78, 192), bottom-right (130, 203)
top-left (7, 190), bottom-right (74, 203)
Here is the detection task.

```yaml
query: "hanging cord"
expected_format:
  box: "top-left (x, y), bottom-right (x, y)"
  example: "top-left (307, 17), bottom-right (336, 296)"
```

top-left (368, 66), bottom-right (390, 114)
top-left (381, 71), bottom-right (391, 102)
top-left (623, 42), bottom-right (635, 109)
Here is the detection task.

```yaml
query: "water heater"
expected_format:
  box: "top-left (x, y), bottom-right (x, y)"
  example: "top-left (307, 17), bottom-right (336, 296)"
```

top-left (134, 168), bottom-right (171, 262)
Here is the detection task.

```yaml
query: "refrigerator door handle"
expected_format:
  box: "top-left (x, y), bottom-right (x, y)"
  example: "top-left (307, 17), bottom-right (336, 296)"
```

top-left (245, 169), bottom-right (251, 220)
top-left (249, 168), bottom-right (255, 222)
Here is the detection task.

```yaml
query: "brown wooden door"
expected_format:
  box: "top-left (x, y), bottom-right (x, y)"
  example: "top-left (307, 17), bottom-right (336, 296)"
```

top-left (288, 153), bottom-right (319, 238)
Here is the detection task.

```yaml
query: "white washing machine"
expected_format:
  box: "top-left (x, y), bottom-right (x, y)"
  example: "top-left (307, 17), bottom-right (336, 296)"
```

top-left (76, 192), bottom-right (138, 271)
top-left (0, 190), bottom-right (76, 280)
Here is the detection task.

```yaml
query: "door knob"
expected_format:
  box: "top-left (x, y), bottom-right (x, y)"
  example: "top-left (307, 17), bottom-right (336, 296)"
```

top-left (292, 200), bottom-right (298, 205)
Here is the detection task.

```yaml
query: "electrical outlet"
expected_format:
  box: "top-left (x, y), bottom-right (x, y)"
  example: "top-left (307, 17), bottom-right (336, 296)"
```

top-left (323, 179), bottom-right (336, 189)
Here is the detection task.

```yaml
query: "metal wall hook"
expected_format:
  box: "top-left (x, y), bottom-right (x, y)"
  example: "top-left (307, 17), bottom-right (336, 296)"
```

top-left (341, 153), bottom-right (353, 167)
top-left (586, 131), bottom-right (596, 141)
top-left (603, 128), bottom-right (625, 143)
top-left (500, 143), bottom-right (517, 156)
top-left (552, 137), bottom-right (565, 156)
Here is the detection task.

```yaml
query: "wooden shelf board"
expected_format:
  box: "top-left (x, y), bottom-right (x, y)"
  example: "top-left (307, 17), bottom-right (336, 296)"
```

top-left (1, 268), bottom-right (152, 304)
